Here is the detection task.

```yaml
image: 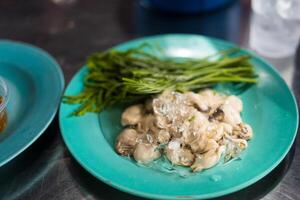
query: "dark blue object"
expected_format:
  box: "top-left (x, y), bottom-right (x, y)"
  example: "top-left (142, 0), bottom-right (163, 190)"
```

top-left (135, 0), bottom-right (241, 43)
top-left (142, 0), bottom-right (235, 13)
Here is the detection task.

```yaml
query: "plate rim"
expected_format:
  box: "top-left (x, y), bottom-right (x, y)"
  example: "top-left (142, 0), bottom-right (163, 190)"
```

top-left (59, 34), bottom-right (299, 199)
top-left (0, 40), bottom-right (65, 167)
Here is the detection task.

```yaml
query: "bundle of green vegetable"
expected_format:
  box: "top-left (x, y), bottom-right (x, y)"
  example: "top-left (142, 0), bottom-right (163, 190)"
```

top-left (63, 44), bottom-right (257, 116)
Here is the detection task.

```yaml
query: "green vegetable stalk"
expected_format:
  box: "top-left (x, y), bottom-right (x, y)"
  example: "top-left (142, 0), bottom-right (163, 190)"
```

top-left (63, 44), bottom-right (257, 116)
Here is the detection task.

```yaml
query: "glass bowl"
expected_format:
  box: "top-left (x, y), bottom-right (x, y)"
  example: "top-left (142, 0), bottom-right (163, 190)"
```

top-left (0, 77), bottom-right (9, 132)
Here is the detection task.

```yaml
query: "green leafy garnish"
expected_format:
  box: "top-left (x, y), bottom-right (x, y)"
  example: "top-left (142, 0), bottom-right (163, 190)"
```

top-left (63, 44), bottom-right (257, 116)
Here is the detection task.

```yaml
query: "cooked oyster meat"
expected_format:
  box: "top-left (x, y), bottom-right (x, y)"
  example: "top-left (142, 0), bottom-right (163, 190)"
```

top-left (115, 89), bottom-right (253, 172)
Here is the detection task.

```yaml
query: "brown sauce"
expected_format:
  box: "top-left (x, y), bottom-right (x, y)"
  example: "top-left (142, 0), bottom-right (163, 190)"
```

top-left (0, 96), bottom-right (7, 132)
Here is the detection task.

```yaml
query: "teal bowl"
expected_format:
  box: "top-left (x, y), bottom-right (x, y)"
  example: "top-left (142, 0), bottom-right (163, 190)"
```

top-left (0, 40), bottom-right (64, 166)
top-left (59, 34), bottom-right (298, 199)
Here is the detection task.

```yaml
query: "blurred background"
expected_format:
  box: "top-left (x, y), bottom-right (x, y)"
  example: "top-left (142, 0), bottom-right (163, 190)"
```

top-left (1, 0), bottom-right (298, 85)
top-left (0, 0), bottom-right (299, 199)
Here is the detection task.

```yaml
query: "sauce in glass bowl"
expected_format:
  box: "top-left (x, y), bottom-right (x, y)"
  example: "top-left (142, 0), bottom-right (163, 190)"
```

top-left (0, 77), bottom-right (9, 132)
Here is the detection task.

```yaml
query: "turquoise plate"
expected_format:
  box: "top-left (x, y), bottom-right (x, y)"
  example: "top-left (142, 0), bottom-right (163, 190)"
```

top-left (0, 40), bottom-right (64, 166)
top-left (59, 34), bottom-right (298, 199)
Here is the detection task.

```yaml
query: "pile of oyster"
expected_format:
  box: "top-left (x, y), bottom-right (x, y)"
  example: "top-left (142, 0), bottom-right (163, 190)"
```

top-left (115, 89), bottom-right (252, 172)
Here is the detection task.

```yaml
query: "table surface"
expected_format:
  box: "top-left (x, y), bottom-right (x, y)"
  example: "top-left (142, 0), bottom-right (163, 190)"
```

top-left (0, 0), bottom-right (299, 199)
